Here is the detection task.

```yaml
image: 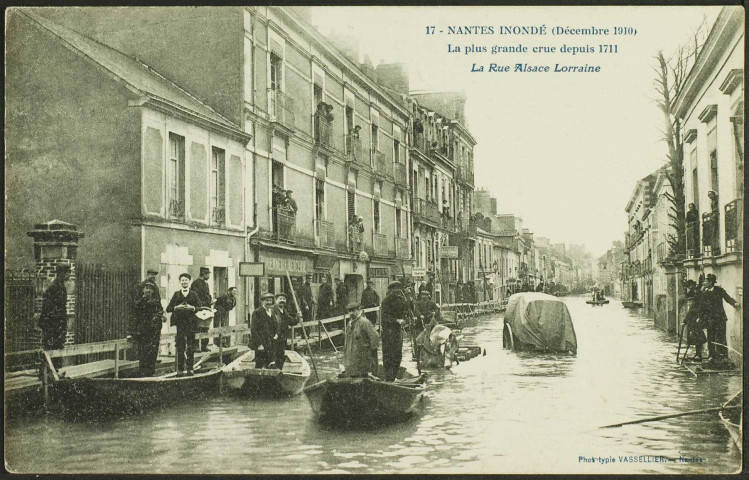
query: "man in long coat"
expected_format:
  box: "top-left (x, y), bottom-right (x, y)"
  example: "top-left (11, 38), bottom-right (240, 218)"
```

top-left (701, 274), bottom-right (740, 366)
top-left (213, 286), bottom-right (236, 347)
top-left (360, 280), bottom-right (380, 325)
top-left (249, 293), bottom-right (276, 368)
top-left (38, 264), bottom-right (71, 373)
top-left (414, 289), bottom-right (440, 339)
top-left (299, 273), bottom-right (315, 323)
top-left (380, 281), bottom-right (409, 381)
top-left (166, 273), bottom-right (201, 375)
top-left (131, 268), bottom-right (165, 376)
top-left (335, 278), bottom-right (349, 316)
top-left (270, 293), bottom-right (301, 369)
top-left (190, 267), bottom-right (213, 352)
top-left (343, 302), bottom-right (380, 377)
top-left (317, 275), bottom-right (335, 320)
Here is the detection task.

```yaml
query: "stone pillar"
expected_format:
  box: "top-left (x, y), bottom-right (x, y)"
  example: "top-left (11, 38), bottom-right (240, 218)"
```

top-left (27, 220), bottom-right (85, 347)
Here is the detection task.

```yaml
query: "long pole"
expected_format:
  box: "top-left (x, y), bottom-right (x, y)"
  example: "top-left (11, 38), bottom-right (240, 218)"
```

top-left (676, 322), bottom-right (686, 363)
top-left (286, 272), bottom-right (319, 381)
top-left (600, 405), bottom-right (741, 429)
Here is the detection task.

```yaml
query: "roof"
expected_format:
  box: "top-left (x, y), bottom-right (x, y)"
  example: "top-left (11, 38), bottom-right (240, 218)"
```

top-left (20, 9), bottom-right (248, 142)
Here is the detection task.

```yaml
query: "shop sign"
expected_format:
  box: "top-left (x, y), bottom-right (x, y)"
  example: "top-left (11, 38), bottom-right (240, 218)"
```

top-left (239, 262), bottom-right (265, 277)
top-left (440, 246), bottom-right (459, 259)
top-left (412, 267), bottom-right (426, 278)
top-left (370, 267), bottom-right (390, 278)
top-left (259, 251), bottom-right (313, 275)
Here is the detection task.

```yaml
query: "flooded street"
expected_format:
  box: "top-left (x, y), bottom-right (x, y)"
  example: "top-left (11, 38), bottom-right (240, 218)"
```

top-left (6, 296), bottom-right (741, 474)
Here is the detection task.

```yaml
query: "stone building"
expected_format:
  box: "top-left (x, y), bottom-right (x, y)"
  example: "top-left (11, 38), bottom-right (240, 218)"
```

top-left (673, 6), bottom-right (743, 363)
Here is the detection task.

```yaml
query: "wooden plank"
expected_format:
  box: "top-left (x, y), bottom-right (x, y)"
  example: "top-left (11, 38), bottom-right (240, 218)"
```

top-left (45, 339), bottom-right (132, 358)
top-left (58, 359), bottom-right (139, 379)
top-left (42, 351), bottom-right (60, 381)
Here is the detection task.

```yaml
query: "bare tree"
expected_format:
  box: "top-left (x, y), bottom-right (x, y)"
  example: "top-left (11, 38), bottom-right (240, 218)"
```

top-left (653, 19), bottom-right (710, 257)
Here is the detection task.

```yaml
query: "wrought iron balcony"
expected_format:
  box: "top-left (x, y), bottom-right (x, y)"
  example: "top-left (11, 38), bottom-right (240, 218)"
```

top-left (372, 150), bottom-right (391, 177)
top-left (269, 89), bottom-right (295, 130)
top-left (274, 208), bottom-right (296, 243)
top-left (349, 229), bottom-right (363, 253)
top-left (413, 198), bottom-right (441, 226)
top-left (725, 200), bottom-right (740, 253)
top-left (702, 212), bottom-right (720, 257)
top-left (686, 221), bottom-right (701, 258)
top-left (346, 134), bottom-right (362, 163)
top-left (441, 215), bottom-right (455, 232)
top-left (393, 162), bottom-right (407, 187)
top-left (412, 132), bottom-right (427, 152)
top-left (373, 232), bottom-right (388, 256)
top-left (211, 206), bottom-right (225, 225)
top-left (656, 242), bottom-right (668, 263)
top-left (315, 219), bottom-right (335, 249)
top-left (168, 199), bottom-right (185, 219)
top-left (314, 112), bottom-right (332, 148)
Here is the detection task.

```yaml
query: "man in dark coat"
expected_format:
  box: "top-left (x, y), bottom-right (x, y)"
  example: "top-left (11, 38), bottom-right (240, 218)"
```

top-left (300, 273), bottom-right (315, 324)
top-left (682, 279), bottom-right (706, 361)
top-left (166, 273), bottom-right (201, 375)
top-left (38, 264), bottom-right (71, 373)
top-left (380, 281), bottom-right (409, 381)
top-left (360, 280), bottom-right (380, 325)
top-left (317, 275), bottom-right (335, 320)
top-left (249, 293), bottom-right (276, 368)
top-left (213, 286), bottom-right (237, 347)
top-left (271, 293), bottom-right (301, 369)
top-left (335, 278), bottom-right (349, 316)
top-left (414, 289), bottom-right (440, 339)
top-left (131, 268), bottom-right (165, 376)
top-left (701, 274), bottom-right (740, 366)
top-left (190, 267), bottom-right (212, 352)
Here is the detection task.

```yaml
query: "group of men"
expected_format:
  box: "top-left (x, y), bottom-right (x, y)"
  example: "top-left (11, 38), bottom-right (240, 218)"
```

top-left (248, 292), bottom-right (301, 369)
top-left (131, 267), bottom-right (236, 377)
top-left (682, 273), bottom-right (740, 368)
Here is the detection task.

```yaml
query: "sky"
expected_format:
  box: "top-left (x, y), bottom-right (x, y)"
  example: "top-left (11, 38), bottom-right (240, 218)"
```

top-left (308, 6), bottom-right (721, 257)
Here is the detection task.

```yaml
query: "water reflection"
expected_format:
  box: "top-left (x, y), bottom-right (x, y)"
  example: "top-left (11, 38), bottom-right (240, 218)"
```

top-left (5, 297), bottom-right (742, 474)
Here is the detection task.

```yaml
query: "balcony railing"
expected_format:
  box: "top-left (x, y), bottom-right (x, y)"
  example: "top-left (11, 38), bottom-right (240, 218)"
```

top-left (372, 150), bottom-right (390, 177)
top-left (656, 242), bottom-right (668, 263)
top-left (211, 206), bottom-right (225, 225)
top-left (725, 200), bottom-right (740, 253)
top-left (348, 228), bottom-right (363, 253)
top-left (346, 134), bottom-right (362, 163)
top-left (429, 144), bottom-right (449, 159)
top-left (702, 212), bottom-right (720, 257)
top-left (441, 215), bottom-right (455, 231)
top-left (314, 112), bottom-right (332, 148)
top-left (269, 89), bottom-right (295, 130)
top-left (396, 237), bottom-right (409, 259)
top-left (168, 199), bottom-right (184, 219)
top-left (373, 232), bottom-right (388, 256)
top-left (413, 132), bottom-right (427, 152)
top-left (316, 219), bottom-right (335, 249)
top-left (413, 198), bottom-right (441, 225)
top-left (275, 208), bottom-right (296, 242)
top-left (686, 221), bottom-right (701, 258)
top-left (393, 162), bottom-right (407, 187)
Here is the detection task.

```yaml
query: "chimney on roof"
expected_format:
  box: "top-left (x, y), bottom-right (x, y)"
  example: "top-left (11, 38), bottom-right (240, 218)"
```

top-left (375, 62), bottom-right (409, 94)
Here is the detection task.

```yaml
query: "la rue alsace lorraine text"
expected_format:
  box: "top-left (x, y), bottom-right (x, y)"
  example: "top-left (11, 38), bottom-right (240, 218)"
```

top-left (472, 63), bottom-right (601, 73)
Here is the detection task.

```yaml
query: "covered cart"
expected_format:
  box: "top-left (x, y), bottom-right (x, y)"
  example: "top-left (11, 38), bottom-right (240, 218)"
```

top-left (502, 293), bottom-right (577, 354)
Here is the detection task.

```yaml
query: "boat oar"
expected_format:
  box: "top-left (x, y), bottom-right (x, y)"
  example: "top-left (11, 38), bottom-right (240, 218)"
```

top-left (600, 405), bottom-right (741, 429)
top-left (286, 272), bottom-right (319, 382)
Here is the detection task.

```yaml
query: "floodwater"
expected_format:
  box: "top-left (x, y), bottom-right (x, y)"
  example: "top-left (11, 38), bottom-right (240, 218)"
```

top-left (5, 297), bottom-right (742, 474)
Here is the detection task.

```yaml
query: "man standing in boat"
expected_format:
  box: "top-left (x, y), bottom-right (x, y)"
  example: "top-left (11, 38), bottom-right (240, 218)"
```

top-left (380, 281), bottom-right (408, 382)
top-left (701, 273), bottom-right (740, 368)
top-left (131, 268), bottom-right (165, 376)
top-left (37, 263), bottom-right (71, 373)
top-left (343, 302), bottom-right (380, 377)
top-left (249, 292), bottom-right (276, 369)
top-left (166, 273), bottom-right (201, 376)
top-left (360, 280), bottom-right (380, 326)
top-left (270, 293), bottom-right (301, 369)
top-left (300, 273), bottom-right (315, 324)
top-left (414, 289), bottom-right (439, 338)
top-left (190, 267), bottom-right (213, 352)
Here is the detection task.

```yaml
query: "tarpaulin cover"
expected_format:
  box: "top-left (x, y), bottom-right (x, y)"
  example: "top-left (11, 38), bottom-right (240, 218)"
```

top-left (504, 293), bottom-right (577, 353)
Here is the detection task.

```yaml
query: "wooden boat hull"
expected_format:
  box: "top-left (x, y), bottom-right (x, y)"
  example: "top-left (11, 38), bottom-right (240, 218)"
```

top-left (49, 368), bottom-right (222, 419)
top-left (222, 350), bottom-right (310, 397)
top-left (586, 300), bottom-right (609, 306)
top-left (621, 301), bottom-right (642, 308)
top-left (304, 375), bottom-right (425, 425)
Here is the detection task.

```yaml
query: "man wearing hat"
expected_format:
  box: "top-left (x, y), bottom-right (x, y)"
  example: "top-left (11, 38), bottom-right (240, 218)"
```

top-left (701, 273), bottom-right (740, 367)
top-left (284, 190), bottom-right (298, 216)
top-left (166, 273), bottom-right (201, 375)
top-left (37, 263), bottom-right (71, 373)
top-left (249, 293), bottom-right (276, 368)
top-left (213, 286), bottom-right (237, 348)
top-left (414, 289), bottom-right (440, 339)
top-left (335, 278), bottom-right (349, 316)
top-left (343, 302), bottom-right (380, 377)
top-left (130, 268), bottom-right (165, 376)
top-left (380, 280), bottom-right (409, 381)
top-left (270, 293), bottom-right (302, 369)
top-left (360, 280), bottom-right (380, 326)
top-left (190, 267), bottom-right (212, 352)
top-left (300, 274), bottom-right (315, 324)
top-left (317, 275), bottom-right (334, 319)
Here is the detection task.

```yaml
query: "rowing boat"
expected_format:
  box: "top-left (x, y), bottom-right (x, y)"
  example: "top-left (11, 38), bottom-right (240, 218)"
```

top-left (221, 349), bottom-right (310, 396)
top-left (720, 390), bottom-right (742, 452)
top-left (304, 372), bottom-right (425, 425)
top-left (586, 299), bottom-right (609, 306)
top-left (49, 367), bottom-right (222, 419)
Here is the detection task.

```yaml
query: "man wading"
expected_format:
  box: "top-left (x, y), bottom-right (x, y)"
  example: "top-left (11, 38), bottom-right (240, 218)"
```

top-left (380, 281), bottom-right (408, 381)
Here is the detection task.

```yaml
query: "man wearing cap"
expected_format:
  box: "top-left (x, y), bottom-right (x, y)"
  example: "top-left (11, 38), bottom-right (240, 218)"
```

top-left (300, 274), bottom-right (315, 324)
top-left (335, 278), bottom-right (349, 316)
top-left (380, 280), bottom-right (409, 381)
top-left (317, 275), bottom-right (334, 319)
top-left (166, 273), bottom-right (201, 375)
top-left (131, 268), bottom-right (165, 376)
top-left (190, 267), bottom-right (212, 352)
top-left (414, 289), bottom-right (440, 338)
top-left (701, 273), bottom-right (740, 367)
top-left (360, 280), bottom-right (380, 326)
top-left (343, 302), bottom-right (380, 377)
top-left (270, 293), bottom-right (302, 369)
top-left (249, 293), bottom-right (276, 368)
top-left (37, 264), bottom-right (71, 373)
